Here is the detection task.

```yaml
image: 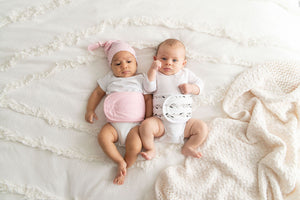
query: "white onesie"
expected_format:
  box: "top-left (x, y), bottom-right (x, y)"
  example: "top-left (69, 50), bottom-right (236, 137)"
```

top-left (143, 68), bottom-right (204, 144)
top-left (98, 72), bottom-right (146, 146)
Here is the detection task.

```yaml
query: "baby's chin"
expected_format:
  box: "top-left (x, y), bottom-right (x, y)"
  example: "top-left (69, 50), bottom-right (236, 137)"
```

top-left (115, 71), bottom-right (136, 78)
top-left (159, 68), bottom-right (178, 76)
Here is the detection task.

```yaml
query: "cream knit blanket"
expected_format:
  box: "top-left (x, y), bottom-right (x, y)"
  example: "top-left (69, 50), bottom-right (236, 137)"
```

top-left (155, 62), bottom-right (300, 200)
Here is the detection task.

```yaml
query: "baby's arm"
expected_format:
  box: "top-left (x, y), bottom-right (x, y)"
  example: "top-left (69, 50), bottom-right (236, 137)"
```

top-left (144, 94), bottom-right (153, 118)
top-left (178, 69), bottom-right (203, 95)
top-left (147, 60), bottom-right (161, 81)
top-left (143, 60), bottom-right (160, 93)
top-left (178, 83), bottom-right (200, 95)
top-left (85, 86), bottom-right (106, 123)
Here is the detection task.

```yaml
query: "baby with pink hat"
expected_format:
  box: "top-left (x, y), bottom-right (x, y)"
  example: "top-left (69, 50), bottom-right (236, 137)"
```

top-left (85, 40), bottom-right (152, 185)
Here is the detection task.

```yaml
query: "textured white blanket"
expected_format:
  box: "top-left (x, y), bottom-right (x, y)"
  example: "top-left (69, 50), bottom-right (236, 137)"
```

top-left (155, 62), bottom-right (300, 200)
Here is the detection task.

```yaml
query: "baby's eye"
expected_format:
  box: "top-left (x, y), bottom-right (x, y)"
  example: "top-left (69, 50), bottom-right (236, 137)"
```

top-left (127, 60), bottom-right (132, 63)
top-left (173, 59), bottom-right (178, 62)
top-left (162, 58), bottom-right (167, 61)
top-left (115, 62), bottom-right (121, 66)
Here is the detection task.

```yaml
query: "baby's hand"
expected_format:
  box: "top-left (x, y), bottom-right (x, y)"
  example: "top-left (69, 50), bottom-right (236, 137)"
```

top-left (178, 83), bottom-right (199, 95)
top-left (85, 111), bottom-right (98, 123)
top-left (151, 60), bottom-right (162, 71)
top-left (147, 60), bottom-right (161, 82)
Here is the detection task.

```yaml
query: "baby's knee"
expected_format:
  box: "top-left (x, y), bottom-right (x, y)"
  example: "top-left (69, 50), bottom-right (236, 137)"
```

top-left (188, 119), bottom-right (209, 135)
top-left (198, 120), bottom-right (208, 132)
top-left (126, 142), bottom-right (142, 155)
top-left (139, 117), bottom-right (162, 136)
top-left (98, 124), bottom-right (118, 144)
top-left (140, 118), bottom-right (154, 131)
top-left (126, 129), bottom-right (142, 151)
top-left (198, 121), bottom-right (209, 141)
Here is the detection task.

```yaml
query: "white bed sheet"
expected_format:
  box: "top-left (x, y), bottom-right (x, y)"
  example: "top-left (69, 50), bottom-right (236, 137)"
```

top-left (0, 0), bottom-right (300, 199)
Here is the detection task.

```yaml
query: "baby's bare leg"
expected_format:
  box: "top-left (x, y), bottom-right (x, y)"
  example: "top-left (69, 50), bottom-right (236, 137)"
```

top-left (124, 126), bottom-right (142, 168)
top-left (139, 117), bottom-right (164, 160)
top-left (182, 119), bottom-right (208, 158)
top-left (98, 123), bottom-right (126, 185)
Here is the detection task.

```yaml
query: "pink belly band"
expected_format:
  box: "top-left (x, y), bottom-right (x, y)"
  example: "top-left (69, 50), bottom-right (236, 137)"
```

top-left (104, 92), bottom-right (145, 123)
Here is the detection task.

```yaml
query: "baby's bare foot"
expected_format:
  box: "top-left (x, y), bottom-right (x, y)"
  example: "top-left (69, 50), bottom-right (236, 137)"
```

top-left (140, 149), bottom-right (156, 160)
top-left (181, 146), bottom-right (202, 158)
top-left (113, 162), bottom-right (127, 185)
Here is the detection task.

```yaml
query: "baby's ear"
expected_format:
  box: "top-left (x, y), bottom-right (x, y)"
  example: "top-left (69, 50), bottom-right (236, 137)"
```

top-left (183, 59), bottom-right (187, 66)
top-left (153, 56), bottom-right (157, 60)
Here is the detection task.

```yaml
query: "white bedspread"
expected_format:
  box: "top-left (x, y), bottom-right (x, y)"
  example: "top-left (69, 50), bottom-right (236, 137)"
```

top-left (0, 0), bottom-right (300, 200)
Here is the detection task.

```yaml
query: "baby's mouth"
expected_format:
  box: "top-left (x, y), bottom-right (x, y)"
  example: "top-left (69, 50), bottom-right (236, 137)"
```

top-left (122, 71), bottom-right (131, 74)
top-left (163, 67), bottom-right (172, 72)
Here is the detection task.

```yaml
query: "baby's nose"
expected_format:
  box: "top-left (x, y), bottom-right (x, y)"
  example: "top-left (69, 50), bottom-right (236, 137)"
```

top-left (120, 62), bottom-right (128, 68)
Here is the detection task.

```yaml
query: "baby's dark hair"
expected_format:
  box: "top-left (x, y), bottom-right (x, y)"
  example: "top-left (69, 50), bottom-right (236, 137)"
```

top-left (155, 38), bottom-right (186, 56)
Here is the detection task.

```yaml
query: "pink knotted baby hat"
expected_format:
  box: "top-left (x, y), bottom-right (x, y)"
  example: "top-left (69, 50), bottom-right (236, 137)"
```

top-left (88, 40), bottom-right (136, 65)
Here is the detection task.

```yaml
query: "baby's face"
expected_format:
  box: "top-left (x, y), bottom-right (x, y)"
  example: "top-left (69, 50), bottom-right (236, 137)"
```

top-left (111, 51), bottom-right (137, 77)
top-left (155, 45), bottom-right (186, 76)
